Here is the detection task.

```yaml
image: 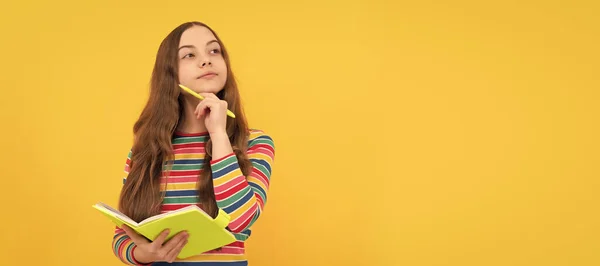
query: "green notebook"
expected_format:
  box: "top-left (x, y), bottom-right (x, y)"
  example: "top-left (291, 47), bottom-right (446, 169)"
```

top-left (93, 202), bottom-right (237, 259)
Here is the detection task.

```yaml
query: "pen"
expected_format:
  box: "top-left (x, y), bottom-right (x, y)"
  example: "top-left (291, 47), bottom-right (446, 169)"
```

top-left (178, 84), bottom-right (236, 118)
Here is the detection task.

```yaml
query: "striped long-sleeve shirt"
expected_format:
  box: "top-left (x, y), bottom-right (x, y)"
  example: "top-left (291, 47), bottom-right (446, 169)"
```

top-left (112, 129), bottom-right (275, 266)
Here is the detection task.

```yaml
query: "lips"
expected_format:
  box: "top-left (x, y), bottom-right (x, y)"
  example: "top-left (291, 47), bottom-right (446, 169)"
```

top-left (198, 72), bottom-right (217, 79)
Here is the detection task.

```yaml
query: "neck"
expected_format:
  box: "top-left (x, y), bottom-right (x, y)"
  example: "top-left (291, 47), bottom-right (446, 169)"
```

top-left (176, 96), bottom-right (207, 134)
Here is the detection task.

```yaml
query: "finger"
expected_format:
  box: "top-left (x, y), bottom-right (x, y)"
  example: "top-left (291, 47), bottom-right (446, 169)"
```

top-left (203, 97), bottom-right (227, 111)
top-left (196, 99), bottom-right (218, 118)
top-left (162, 231), bottom-right (188, 253)
top-left (150, 228), bottom-right (171, 247)
top-left (121, 225), bottom-right (150, 245)
top-left (196, 101), bottom-right (209, 118)
top-left (166, 238), bottom-right (188, 262)
top-left (199, 94), bottom-right (227, 109)
top-left (195, 100), bottom-right (210, 117)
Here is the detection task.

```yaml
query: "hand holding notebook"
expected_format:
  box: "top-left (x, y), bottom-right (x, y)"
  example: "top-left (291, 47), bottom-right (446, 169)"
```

top-left (93, 202), bottom-right (237, 260)
top-left (121, 224), bottom-right (189, 263)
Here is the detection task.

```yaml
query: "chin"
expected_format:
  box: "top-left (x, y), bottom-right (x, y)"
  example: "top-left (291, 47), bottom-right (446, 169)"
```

top-left (193, 80), bottom-right (225, 93)
top-left (194, 86), bottom-right (224, 94)
top-left (202, 86), bottom-right (223, 93)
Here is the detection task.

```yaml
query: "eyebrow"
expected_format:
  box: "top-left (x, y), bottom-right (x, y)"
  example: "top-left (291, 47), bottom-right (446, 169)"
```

top-left (178, 40), bottom-right (220, 51)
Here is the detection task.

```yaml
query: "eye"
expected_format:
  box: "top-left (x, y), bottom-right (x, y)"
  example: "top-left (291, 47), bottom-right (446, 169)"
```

top-left (182, 53), bottom-right (195, 59)
top-left (210, 48), bottom-right (221, 54)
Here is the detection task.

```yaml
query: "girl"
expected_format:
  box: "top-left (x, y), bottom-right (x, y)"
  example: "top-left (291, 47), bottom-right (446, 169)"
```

top-left (111, 21), bottom-right (275, 266)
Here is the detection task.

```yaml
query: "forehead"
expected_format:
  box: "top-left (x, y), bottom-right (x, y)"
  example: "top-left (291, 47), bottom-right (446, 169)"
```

top-left (179, 26), bottom-right (217, 46)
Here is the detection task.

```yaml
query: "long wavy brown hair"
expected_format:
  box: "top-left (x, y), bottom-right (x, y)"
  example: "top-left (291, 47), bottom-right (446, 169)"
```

top-left (119, 21), bottom-right (253, 223)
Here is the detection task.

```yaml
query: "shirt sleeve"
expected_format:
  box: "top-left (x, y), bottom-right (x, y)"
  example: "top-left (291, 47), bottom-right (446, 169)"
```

top-left (210, 130), bottom-right (276, 233)
top-left (111, 150), bottom-right (152, 265)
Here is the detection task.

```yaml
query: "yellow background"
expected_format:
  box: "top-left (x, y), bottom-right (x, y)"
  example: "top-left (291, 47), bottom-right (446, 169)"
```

top-left (1, 0), bottom-right (598, 265)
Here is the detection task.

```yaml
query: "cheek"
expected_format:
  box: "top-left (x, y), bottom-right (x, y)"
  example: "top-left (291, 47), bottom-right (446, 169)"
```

top-left (216, 61), bottom-right (228, 78)
top-left (178, 64), bottom-right (194, 81)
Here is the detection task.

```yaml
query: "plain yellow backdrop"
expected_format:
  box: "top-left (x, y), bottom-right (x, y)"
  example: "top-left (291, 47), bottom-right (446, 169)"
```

top-left (1, 0), bottom-right (598, 265)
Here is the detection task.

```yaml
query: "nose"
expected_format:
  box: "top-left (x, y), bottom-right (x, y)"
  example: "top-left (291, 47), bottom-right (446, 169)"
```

top-left (199, 58), bottom-right (212, 68)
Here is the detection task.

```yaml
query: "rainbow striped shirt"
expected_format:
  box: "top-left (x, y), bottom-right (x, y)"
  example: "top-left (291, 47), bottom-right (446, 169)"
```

top-left (112, 129), bottom-right (275, 266)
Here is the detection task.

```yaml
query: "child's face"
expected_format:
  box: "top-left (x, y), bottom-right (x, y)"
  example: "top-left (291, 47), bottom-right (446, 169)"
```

top-left (177, 26), bottom-right (227, 95)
